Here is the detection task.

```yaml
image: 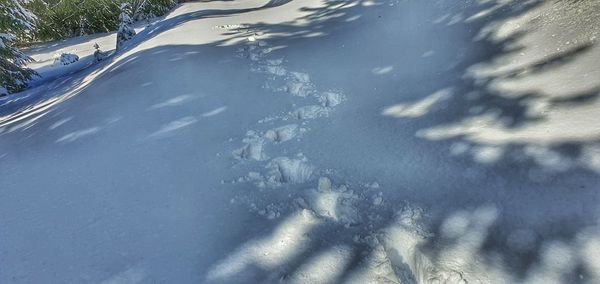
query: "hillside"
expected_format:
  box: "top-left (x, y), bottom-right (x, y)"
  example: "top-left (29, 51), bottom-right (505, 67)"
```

top-left (1, 0), bottom-right (599, 283)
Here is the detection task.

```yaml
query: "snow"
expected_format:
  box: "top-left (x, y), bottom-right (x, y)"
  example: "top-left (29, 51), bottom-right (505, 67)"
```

top-left (53, 53), bottom-right (80, 66)
top-left (264, 124), bottom-right (299, 143)
top-left (1, 0), bottom-right (600, 283)
top-left (266, 156), bottom-right (314, 185)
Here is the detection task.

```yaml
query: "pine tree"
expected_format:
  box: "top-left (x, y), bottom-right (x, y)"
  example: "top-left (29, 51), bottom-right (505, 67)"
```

top-left (116, 2), bottom-right (135, 50)
top-left (0, 0), bottom-right (38, 95)
top-left (130, 0), bottom-right (177, 21)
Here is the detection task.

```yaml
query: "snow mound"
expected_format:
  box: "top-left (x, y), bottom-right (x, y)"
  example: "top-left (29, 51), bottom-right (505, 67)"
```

top-left (53, 53), bottom-right (79, 66)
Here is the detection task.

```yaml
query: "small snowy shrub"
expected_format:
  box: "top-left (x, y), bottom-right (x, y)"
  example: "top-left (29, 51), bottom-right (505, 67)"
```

top-left (53, 53), bottom-right (79, 66)
top-left (93, 43), bottom-right (108, 62)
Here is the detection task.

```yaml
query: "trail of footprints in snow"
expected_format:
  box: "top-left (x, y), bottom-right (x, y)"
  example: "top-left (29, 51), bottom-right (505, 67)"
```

top-left (224, 34), bottom-right (468, 284)
top-left (231, 35), bottom-right (345, 188)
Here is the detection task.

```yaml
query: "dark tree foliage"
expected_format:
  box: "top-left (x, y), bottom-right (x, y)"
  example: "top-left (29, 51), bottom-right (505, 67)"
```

top-left (28, 0), bottom-right (177, 41)
top-left (1, 0), bottom-right (38, 95)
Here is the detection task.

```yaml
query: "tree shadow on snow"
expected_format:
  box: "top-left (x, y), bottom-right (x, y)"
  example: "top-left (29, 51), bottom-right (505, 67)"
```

top-left (0, 0), bottom-right (291, 127)
top-left (195, 0), bottom-right (600, 283)
top-left (1, 0), bottom-right (600, 283)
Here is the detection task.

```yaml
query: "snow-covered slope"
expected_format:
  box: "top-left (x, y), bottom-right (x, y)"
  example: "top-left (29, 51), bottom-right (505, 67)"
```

top-left (1, 0), bottom-right (600, 283)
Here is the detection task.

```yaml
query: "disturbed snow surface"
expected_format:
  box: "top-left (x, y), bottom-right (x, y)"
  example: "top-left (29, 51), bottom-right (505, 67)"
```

top-left (1, 0), bottom-right (600, 283)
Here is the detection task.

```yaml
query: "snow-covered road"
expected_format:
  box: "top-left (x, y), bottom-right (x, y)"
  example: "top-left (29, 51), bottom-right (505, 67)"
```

top-left (1, 0), bottom-right (600, 283)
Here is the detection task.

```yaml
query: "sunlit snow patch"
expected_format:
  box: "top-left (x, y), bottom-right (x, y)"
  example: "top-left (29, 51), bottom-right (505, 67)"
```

top-left (288, 245), bottom-right (353, 284)
top-left (202, 106), bottom-right (227, 117)
top-left (148, 116), bottom-right (197, 138)
top-left (147, 94), bottom-right (196, 110)
top-left (382, 88), bottom-right (453, 118)
top-left (56, 127), bottom-right (101, 143)
top-left (206, 210), bottom-right (321, 282)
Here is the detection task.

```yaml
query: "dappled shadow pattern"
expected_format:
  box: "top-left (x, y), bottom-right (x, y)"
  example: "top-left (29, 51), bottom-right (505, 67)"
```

top-left (199, 0), bottom-right (600, 282)
top-left (1, 0), bottom-right (599, 282)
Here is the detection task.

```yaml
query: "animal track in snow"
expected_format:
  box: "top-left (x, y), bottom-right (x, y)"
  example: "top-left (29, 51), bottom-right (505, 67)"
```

top-left (308, 177), bottom-right (361, 225)
top-left (231, 36), bottom-right (348, 190)
top-left (232, 131), bottom-right (267, 161)
top-left (283, 72), bottom-right (315, 97)
top-left (236, 45), bottom-right (271, 61)
top-left (318, 91), bottom-right (345, 107)
top-left (427, 271), bottom-right (467, 284)
top-left (291, 105), bottom-right (331, 120)
top-left (266, 156), bottom-right (314, 185)
top-left (212, 24), bottom-right (249, 30)
top-left (264, 124), bottom-right (300, 143)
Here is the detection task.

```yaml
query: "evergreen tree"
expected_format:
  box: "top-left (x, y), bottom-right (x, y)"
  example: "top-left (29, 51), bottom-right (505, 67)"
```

top-left (27, 0), bottom-right (176, 42)
top-left (130, 0), bottom-right (177, 21)
top-left (116, 2), bottom-right (135, 50)
top-left (33, 0), bottom-right (120, 41)
top-left (0, 0), bottom-right (38, 95)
